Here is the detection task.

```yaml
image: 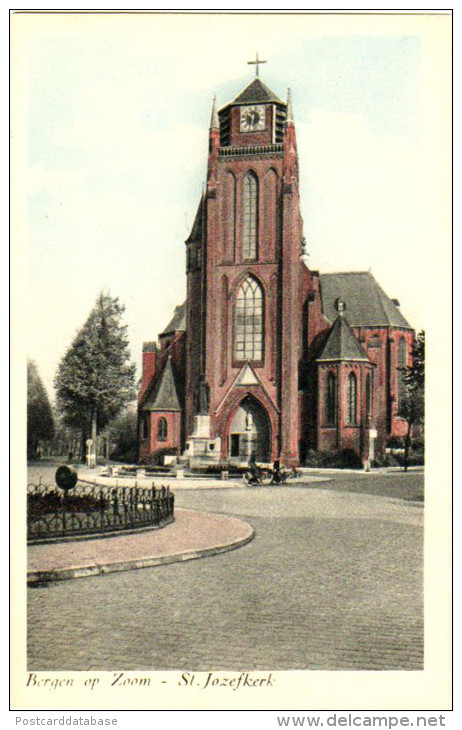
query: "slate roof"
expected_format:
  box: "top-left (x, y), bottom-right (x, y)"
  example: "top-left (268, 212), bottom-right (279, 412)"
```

top-left (231, 78), bottom-right (283, 105)
top-left (161, 302), bottom-right (186, 335)
top-left (319, 272), bottom-right (411, 328)
top-left (185, 196), bottom-right (204, 244)
top-left (316, 314), bottom-right (370, 363)
top-left (142, 357), bottom-right (181, 412)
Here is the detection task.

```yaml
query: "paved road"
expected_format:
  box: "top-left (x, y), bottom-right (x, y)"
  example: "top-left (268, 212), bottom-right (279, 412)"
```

top-left (27, 473), bottom-right (423, 671)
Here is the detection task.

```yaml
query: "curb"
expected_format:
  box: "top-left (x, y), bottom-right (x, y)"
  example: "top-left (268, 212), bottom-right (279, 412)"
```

top-left (78, 475), bottom-right (244, 489)
top-left (27, 523), bottom-right (255, 585)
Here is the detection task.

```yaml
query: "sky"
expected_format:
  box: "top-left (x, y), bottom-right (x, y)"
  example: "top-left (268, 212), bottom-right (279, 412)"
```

top-left (13, 12), bottom-right (451, 399)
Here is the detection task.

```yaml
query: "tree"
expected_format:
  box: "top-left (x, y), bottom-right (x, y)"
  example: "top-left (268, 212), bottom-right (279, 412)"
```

top-left (105, 404), bottom-right (138, 462)
top-left (397, 330), bottom-right (425, 471)
top-left (27, 360), bottom-right (55, 459)
top-left (54, 292), bottom-right (136, 460)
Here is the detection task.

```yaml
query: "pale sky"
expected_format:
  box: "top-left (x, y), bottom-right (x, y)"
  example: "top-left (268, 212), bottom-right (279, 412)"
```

top-left (14, 12), bottom-right (451, 399)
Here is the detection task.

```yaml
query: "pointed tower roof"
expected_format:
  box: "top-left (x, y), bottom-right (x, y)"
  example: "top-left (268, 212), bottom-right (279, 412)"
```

top-left (210, 95), bottom-right (219, 129)
top-left (286, 88), bottom-right (294, 122)
top-left (231, 77), bottom-right (283, 105)
top-left (142, 357), bottom-right (182, 411)
top-left (316, 312), bottom-right (370, 363)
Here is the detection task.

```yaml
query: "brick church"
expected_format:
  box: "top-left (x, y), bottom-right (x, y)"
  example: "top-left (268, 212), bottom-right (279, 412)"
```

top-left (138, 70), bottom-right (414, 467)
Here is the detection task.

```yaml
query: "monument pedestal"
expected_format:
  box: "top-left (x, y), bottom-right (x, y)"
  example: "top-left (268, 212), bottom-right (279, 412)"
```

top-left (183, 415), bottom-right (221, 466)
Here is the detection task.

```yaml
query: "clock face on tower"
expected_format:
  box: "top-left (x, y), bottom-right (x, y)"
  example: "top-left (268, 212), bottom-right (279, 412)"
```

top-left (240, 105), bottom-right (266, 133)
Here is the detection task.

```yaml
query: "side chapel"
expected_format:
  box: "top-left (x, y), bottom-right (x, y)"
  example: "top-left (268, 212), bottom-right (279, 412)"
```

top-left (138, 64), bottom-right (414, 467)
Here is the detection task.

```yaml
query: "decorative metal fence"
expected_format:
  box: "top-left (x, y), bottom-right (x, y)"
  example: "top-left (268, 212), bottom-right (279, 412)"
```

top-left (27, 482), bottom-right (174, 543)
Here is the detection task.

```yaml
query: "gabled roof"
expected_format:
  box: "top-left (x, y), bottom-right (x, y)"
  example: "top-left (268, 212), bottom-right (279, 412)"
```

top-left (230, 78), bottom-right (283, 105)
top-left (320, 272), bottom-right (411, 329)
top-left (316, 314), bottom-right (370, 363)
top-left (142, 357), bottom-right (181, 412)
top-left (161, 302), bottom-right (186, 335)
top-left (185, 196), bottom-right (204, 244)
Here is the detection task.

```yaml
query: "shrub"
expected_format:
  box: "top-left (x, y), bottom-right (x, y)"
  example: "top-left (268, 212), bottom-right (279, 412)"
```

top-left (304, 449), bottom-right (324, 468)
top-left (144, 465), bottom-right (172, 474)
top-left (411, 438), bottom-right (425, 453)
top-left (303, 449), bottom-right (361, 469)
top-left (372, 453), bottom-right (400, 468)
top-left (141, 447), bottom-right (179, 466)
top-left (394, 451), bottom-right (425, 467)
top-left (339, 449), bottom-right (362, 468)
top-left (110, 446), bottom-right (138, 464)
top-left (27, 492), bottom-right (109, 517)
top-left (190, 462), bottom-right (247, 475)
top-left (372, 451), bottom-right (424, 468)
top-left (116, 465), bottom-right (137, 473)
top-left (386, 436), bottom-right (405, 449)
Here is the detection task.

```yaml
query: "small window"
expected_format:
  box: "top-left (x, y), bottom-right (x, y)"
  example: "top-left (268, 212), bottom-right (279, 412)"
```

top-left (325, 372), bottom-right (336, 426)
top-left (397, 338), bottom-right (407, 407)
top-left (347, 372), bottom-right (358, 425)
top-left (141, 416), bottom-right (149, 440)
top-left (157, 417), bottom-right (168, 442)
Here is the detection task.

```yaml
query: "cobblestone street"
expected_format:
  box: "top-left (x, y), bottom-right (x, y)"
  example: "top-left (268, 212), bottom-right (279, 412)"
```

top-left (27, 472), bottom-right (423, 671)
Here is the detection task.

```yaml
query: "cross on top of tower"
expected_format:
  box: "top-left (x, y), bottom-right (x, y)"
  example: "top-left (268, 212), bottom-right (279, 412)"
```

top-left (247, 52), bottom-right (267, 77)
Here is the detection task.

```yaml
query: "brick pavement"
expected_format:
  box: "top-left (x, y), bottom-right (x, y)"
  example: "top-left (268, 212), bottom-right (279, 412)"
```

top-left (28, 477), bottom-right (424, 671)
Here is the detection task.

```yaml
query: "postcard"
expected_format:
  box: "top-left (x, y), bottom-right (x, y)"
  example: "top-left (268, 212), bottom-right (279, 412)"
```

top-left (11, 10), bottom-right (452, 716)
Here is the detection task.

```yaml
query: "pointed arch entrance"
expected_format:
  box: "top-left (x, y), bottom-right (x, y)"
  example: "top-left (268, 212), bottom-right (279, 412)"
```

top-left (228, 395), bottom-right (271, 462)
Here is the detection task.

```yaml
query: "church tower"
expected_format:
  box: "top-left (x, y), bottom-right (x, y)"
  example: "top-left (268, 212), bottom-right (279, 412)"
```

top-left (139, 61), bottom-right (415, 468)
top-left (184, 65), bottom-right (306, 466)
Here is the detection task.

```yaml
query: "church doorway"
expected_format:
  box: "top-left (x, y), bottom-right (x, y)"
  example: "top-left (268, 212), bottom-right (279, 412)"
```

top-left (228, 396), bottom-right (271, 463)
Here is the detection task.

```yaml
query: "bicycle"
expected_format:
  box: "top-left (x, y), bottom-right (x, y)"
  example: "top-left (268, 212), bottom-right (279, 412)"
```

top-left (242, 467), bottom-right (273, 487)
top-left (242, 465), bottom-right (297, 486)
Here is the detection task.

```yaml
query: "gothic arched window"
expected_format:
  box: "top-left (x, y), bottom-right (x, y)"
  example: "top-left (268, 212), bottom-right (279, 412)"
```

top-left (365, 373), bottom-right (373, 425)
top-left (234, 276), bottom-right (263, 361)
top-left (347, 372), bottom-right (358, 425)
top-left (242, 171), bottom-right (258, 260)
top-left (157, 417), bottom-right (168, 442)
top-left (325, 372), bottom-right (336, 426)
top-left (223, 171), bottom-right (236, 261)
top-left (397, 338), bottom-right (407, 407)
top-left (141, 415), bottom-right (149, 440)
top-left (263, 168), bottom-right (278, 258)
